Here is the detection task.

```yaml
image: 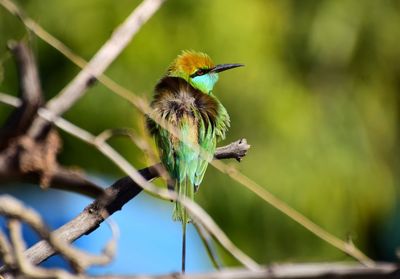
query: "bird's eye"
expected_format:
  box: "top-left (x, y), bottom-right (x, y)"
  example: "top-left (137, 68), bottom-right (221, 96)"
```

top-left (196, 69), bottom-right (204, 76)
top-left (190, 69), bottom-right (208, 78)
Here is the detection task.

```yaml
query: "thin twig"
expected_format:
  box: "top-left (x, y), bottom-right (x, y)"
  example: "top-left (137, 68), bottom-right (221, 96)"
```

top-left (212, 159), bottom-right (376, 267)
top-left (0, 230), bottom-right (15, 268)
top-left (84, 263), bottom-right (400, 279)
top-left (7, 219), bottom-right (74, 279)
top-left (0, 42), bottom-right (42, 149)
top-left (193, 222), bottom-right (222, 270)
top-left (0, 195), bottom-right (117, 276)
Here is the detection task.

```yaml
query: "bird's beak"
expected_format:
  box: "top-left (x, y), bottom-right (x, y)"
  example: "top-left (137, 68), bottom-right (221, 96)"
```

top-left (210, 63), bottom-right (244, 73)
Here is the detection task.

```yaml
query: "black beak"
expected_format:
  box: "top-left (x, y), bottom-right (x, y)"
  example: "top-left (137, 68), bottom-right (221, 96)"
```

top-left (210, 63), bottom-right (244, 73)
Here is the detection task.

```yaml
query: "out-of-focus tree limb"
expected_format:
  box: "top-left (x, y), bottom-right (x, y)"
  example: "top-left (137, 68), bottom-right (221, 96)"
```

top-left (91, 263), bottom-right (399, 278)
top-left (0, 42), bottom-right (43, 150)
top-left (0, 41), bottom-right (104, 198)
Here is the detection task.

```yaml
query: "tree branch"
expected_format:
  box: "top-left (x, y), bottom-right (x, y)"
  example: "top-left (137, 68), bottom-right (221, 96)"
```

top-left (0, 42), bottom-right (43, 150)
top-left (88, 263), bottom-right (399, 279)
top-left (193, 222), bottom-right (222, 270)
top-left (0, 195), bottom-right (118, 279)
top-left (0, 165), bottom-right (104, 199)
top-left (214, 138), bottom-right (250, 162)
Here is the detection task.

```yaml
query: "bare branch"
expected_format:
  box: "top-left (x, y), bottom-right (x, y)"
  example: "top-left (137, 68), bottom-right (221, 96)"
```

top-left (0, 230), bottom-right (15, 268)
top-left (8, 219), bottom-right (60, 279)
top-left (8, 42), bottom-right (42, 110)
top-left (26, 0), bottom-right (166, 139)
top-left (0, 42), bottom-right (42, 149)
top-left (0, 195), bottom-right (117, 279)
top-left (0, 92), bottom-right (21, 107)
top-left (89, 263), bottom-right (399, 279)
top-left (193, 222), bottom-right (222, 270)
top-left (0, 163), bottom-right (104, 199)
top-left (48, 166), bottom-right (104, 198)
top-left (3, 262), bottom-right (398, 279)
top-left (214, 138), bottom-right (250, 162)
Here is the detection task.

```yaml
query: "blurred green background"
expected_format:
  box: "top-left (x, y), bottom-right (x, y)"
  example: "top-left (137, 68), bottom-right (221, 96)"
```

top-left (1, 0), bottom-right (400, 266)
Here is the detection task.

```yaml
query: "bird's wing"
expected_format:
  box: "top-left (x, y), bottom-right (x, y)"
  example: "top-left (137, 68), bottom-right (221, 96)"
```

top-left (215, 102), bottom-right (230, 141)
top-left (153, 125), bottom-right (176, 190)
top-left (194, 114), bottom-right (216, 191)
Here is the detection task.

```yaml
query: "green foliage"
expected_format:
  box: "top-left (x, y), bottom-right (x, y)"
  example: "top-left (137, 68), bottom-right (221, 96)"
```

top-left (1, 0), bottom-right (399, 264)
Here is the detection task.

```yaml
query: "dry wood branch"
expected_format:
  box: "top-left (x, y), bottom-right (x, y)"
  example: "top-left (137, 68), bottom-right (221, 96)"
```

top-left (7, 219), bottom-right (70, 279)
top-left (2, 262), bottom-right (398, 279)
top-left (214, 138), bottom-right (250, 162)
top-left (0, 195), bottom-right (118, 279)
top-left (0, 163), bottom-right (104, 199)
top-left (88, 263), bottom-right (398, 279)
top-left (0, 230), bottom-right (15, 268)
top-left (193, 222), bottom-right (222, 270)
top-left (26, 0), bottom-right (166, 139)
top-left (0, 42), bottom-right (42, 150)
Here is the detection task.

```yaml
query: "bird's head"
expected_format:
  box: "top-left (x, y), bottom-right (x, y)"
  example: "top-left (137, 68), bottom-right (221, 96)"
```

top-left (167, 50), bottom-right (243, 94)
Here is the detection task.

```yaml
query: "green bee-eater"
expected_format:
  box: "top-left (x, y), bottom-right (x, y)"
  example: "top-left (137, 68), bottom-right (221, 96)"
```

top-left (147, 50), bottom-right (243, 271)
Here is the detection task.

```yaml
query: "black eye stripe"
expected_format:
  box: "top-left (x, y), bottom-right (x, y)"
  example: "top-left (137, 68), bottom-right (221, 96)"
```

top-left (190, 68), bottom-right (211, 78)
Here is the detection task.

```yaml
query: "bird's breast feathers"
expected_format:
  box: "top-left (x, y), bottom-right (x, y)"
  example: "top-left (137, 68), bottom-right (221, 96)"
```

top-left (148, 76), bottom-right (229, 139)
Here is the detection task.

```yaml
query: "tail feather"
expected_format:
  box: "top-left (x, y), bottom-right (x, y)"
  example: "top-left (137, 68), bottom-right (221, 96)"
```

top-left (173, 176), bottom-right (194, 223)
top-left (181, 221), bottom-right (186, 273)
top-left (171, 177), bottom-right (194, 273)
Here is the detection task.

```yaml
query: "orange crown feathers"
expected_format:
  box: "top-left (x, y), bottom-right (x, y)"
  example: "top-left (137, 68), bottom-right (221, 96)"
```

top-left (167, 50), bottom-right (215, 77)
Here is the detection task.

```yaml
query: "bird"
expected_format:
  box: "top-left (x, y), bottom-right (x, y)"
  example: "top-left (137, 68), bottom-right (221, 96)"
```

top-left (146, 50), bottom-right (243, 272)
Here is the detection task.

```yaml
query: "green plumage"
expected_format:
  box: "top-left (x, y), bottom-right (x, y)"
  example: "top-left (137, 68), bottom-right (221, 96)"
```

top-left (146, 51), bottom-right (242, 272)
top-left (147, 76), bottom-right (230, 223)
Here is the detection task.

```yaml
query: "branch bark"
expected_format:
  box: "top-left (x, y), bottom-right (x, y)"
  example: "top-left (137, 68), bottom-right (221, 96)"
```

top-left (89, 263), bottom-right (399, 279)
top-left (214, 138), bottom-right (250, 162)
top-left (0, 42), bottom-right (43, 150)
top-left (0, 165), bottom-right (104, 199)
